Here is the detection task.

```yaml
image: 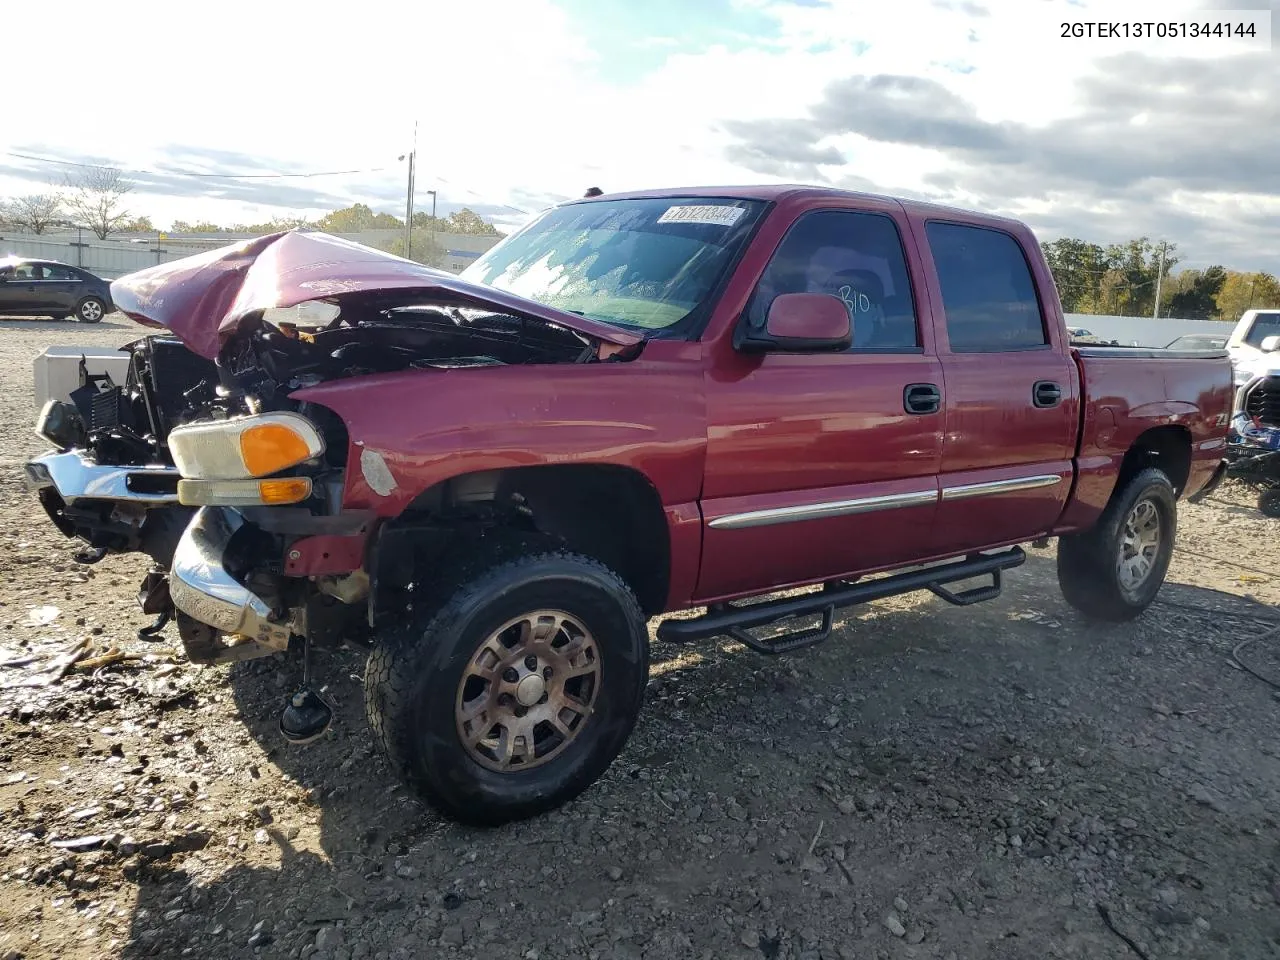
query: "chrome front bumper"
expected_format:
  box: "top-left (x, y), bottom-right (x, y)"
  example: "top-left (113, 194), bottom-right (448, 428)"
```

top-left (23, 449), bottom-right (180, 504)
top-left (168, 507), bottom-right (292, 651)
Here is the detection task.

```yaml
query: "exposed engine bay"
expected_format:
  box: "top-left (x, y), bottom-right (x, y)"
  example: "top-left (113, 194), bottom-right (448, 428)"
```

top-left (28, 298), bottom-right (618, 668)
top-left (46, 301), bottom-right (600, 470)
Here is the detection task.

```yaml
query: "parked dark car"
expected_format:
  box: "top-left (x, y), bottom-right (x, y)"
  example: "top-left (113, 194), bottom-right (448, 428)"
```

top-left (0, 256), bottom-right (113, 322)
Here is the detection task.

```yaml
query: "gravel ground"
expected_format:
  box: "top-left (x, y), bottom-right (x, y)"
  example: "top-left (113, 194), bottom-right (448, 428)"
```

top-left (2, 315), bottom-right (1280, 960)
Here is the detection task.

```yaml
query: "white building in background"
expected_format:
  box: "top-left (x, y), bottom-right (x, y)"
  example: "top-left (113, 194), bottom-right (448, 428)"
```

top-left (1064, 313), bottom-right (1235, 347)
top-left (0, 227), bottom-right (502, 278)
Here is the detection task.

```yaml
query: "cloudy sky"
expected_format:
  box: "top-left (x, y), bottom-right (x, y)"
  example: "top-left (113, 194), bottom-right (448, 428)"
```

top-left (2, 0), bottom-right (1275, 269)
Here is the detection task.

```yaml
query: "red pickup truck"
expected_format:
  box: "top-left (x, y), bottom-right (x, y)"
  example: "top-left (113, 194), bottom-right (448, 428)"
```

top-left (24, 186), bottom-right (1233, 825)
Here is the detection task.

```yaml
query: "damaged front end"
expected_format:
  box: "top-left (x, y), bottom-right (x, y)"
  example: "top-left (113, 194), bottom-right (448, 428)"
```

top-left (24, 230), bottom-right (637, 671)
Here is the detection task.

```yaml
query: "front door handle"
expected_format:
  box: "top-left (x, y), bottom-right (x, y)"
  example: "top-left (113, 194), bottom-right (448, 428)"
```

top-left (904, 383), bottom-right (941, 415)
top-left (1033, 381), bottom-right (1062, 408)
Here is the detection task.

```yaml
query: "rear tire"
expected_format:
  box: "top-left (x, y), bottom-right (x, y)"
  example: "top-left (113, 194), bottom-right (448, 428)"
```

top-left (1260, 487), bottom-right (1280, 519)
top-left (364, 551), bottom-right (649, 826)
top-left (75, 297), bottom-right (106, 323)
top-left (1057, 467), bottom-right (1176, 622)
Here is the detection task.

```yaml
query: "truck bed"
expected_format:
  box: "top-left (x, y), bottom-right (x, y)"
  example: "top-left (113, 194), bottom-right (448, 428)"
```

top-left (1075, 345), bottom-right (1230, 361)
top-left (1057, 346), bottom-right (1234, 532)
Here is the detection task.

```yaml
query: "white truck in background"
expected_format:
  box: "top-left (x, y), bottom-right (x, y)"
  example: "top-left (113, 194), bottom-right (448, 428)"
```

top-left (1228, 309), bottom-right (1280, 390)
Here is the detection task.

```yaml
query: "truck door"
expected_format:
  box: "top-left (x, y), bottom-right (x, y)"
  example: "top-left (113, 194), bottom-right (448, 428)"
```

top-left (697, 201), bottom-right (944, 602)
top-left (916, 217), bottom-right (1079, 554)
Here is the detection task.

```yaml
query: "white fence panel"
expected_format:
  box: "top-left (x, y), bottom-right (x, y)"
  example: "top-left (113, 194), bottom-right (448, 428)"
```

top-left (1065, 313), bottom-right (1236, 347)
top-left (0, 235), bottom-right (181, 278)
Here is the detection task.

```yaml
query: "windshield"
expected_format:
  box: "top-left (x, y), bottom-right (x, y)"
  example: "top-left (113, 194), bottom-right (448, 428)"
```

top-left (1244, 312), bottom-right (1280, 348)
top-left (460, 197), bottom-right (766, 334)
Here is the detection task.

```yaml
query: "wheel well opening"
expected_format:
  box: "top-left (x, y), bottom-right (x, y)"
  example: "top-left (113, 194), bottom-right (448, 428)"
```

top-left (1118, 425), bottom-right (1192, 497)
top-left (397, 464), bottom-right (671, 617)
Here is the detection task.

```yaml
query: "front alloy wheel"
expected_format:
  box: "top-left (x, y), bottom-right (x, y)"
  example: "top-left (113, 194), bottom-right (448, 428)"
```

top-left (456, 609), bottom-right (601, 772)
top-left (365, 551), bottom-right (648, 826)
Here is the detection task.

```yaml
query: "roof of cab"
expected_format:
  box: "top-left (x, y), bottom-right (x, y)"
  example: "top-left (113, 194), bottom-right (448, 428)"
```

top-left (575, 183), bottom-right (1028, 228)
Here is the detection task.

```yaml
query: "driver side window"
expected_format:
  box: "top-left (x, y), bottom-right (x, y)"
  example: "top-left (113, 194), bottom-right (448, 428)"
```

top-left (744, 210), bottom-right (920, 351)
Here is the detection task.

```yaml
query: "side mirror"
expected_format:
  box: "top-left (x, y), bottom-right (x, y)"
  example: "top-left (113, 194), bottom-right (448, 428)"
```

top-left (738, 292), bottom-right (852, 353)
top-left (1261, 335), bottom-right (1280, 353)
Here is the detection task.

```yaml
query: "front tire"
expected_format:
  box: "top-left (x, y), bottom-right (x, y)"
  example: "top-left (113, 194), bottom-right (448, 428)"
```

top-left (1057, 467), bottom-right (1177, 622)
top-left (76, 297), bottom-right (106, 323)
top-left (364, 552), bottom-right (649, 826)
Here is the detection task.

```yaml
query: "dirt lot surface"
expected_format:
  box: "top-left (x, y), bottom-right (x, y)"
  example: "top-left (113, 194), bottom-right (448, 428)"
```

top-left (2, 316), bottom-right (1280, 960)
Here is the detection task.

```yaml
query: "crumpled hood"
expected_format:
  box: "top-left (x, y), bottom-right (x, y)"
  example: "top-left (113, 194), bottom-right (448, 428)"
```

top-left (110, 230), bottom-right (642, 360)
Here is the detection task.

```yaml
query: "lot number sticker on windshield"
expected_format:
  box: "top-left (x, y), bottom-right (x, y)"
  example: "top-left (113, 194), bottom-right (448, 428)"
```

top-left (657, 205), bottom-right (745, 227)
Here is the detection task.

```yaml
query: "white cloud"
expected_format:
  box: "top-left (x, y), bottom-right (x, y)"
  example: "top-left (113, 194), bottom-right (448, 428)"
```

top-left (1, 0), bottom-right (1273, 266)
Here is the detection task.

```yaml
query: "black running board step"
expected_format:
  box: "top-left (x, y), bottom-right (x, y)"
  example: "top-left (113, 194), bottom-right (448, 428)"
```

top-left (657, 547), bottom-right (1026, 651)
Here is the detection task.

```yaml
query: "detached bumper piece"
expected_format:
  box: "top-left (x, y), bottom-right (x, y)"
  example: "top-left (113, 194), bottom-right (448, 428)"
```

top-left (168, 507), bottom-right (293, 664)
top-left (24, 450), bottom-right (182, 554)
top-left (24, 450), bottom-right (180, 504)
top-left (658, 547), bottom-right (1026, 654)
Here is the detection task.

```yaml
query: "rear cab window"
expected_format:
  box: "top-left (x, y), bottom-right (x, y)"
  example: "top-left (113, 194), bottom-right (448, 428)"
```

top-left (925, 222), bottom-right (1048, 352)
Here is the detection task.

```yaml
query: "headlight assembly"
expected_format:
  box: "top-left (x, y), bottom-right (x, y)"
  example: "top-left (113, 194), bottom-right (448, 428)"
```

top-left (167, 412), bottom-right (325, 480)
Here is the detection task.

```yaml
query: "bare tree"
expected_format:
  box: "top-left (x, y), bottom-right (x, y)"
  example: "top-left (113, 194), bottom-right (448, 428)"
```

top-left (65, 166), bottom-right (133, 239)
top-left (4, 192), bottom-right (66, 234)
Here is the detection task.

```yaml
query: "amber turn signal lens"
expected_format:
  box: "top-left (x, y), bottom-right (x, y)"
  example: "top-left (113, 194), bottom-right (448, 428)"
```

top-left (258, 477), bottom-right (312, 504)
top-left (239, 423), bottom-right (313, 477)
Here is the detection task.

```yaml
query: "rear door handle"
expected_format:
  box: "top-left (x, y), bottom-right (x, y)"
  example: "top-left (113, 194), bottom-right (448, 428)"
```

top-left (1033, 381), bottom-right (1062, 408)
top-left (904, 383), bottom-right (941, 415)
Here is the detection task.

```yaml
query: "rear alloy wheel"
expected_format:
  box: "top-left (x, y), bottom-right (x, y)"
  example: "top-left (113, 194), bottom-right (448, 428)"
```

top-left (364, 552), bottom-right (648, 826)
top-left (1058, 467), bottom-right (1177, 622)
top-left (1116, 498), bottom-right (1163, 592)
top-left (76, 297), bottom-right (106, 323)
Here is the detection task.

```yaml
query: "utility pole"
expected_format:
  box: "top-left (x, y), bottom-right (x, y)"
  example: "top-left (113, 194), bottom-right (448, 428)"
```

top-left (1152, 240), bottom-right (1167, 321)
top-left (425, 189), bottom-right (437, 266)
top-left (403, 121), bottom-right (417, 259)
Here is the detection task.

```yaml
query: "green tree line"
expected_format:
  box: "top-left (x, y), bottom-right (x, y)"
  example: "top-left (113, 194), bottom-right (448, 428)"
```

top-left (167, 204), bottom-right (505, 268)
top-left (170, 204), bottom-right (502, 239)
top-left (1041, 236), bottom-right (1280, 322)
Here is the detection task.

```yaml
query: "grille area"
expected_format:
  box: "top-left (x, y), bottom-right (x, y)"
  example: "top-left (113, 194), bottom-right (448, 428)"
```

top-left (90, 385), bottom-right (123, 431)
top-left (1244, 375), bottom-right (1280, 428)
